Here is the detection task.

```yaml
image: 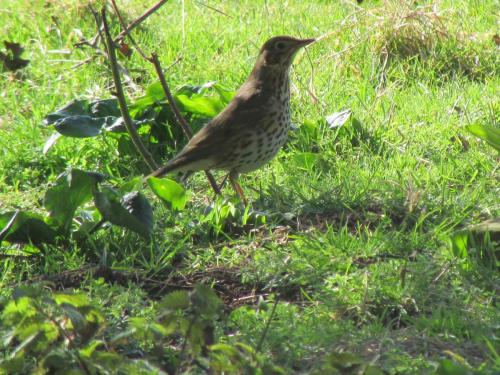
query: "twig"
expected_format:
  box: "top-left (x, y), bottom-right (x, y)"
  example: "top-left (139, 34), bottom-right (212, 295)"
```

top-left (150, 54), bottom-right (221, 194)
top-left (111, 1), bottom-right (221, 195)
top-left (256, 296), bottom-right (279, 352)
top-left (194, 1), bottom-right (233, 18)
top-left (100, 7), bottom-right (157, 171)
top-left (71, 56), bottom-right (96, 69)
top-left (114, 0), bottom-right (170, 43)
top-left (110, 0), bottom-right (149, 60)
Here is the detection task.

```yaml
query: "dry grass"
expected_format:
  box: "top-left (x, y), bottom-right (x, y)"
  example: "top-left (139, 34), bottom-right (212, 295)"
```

top-left (367, 1), bottom-right (499, 81)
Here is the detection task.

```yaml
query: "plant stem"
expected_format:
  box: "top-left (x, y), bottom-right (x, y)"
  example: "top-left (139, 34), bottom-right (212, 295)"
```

top-left (100, 7), bottom-right (157, 172)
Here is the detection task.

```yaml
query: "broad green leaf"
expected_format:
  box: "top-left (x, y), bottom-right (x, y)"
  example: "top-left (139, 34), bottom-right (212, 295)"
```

top-left (44, 99), bottom-right (120, 124)
top-left (129, 317), bottom-right (170, 337)
top-left (209, 343), bottom-right (239, 356)
top-left (211, 83), bottom-right (235, 103)
top-left (129, 82), bottom-right (166, 118)
top-left (191, 284), bottom-right (221, 316)
top-left (158, 290), bottom-right (190, 311)
top-left (466, 124), bottom-right (500, 152)
top-left (11, 286), bottom-right (42, 300)
top-left (175, 83), bottom-right (207, 97)
top-left (450, 231), bottom-right (469, 259)
top-left (145, 81), bottom-right (166, 101)
top-left (44, 99), bottom-right (90, 125)
top-left (433, 359), bottom-right (469, 375)
top-left (0, 211), bottom-right (56, 245)
top-left (54, 293), bottom-right (91, 307)
top-left (93, 187), bottom-right (152, 240)
top-left (121, 192), bottom-right (153, 237)
top-left (322, 352), bottom-right (364, 368)
top-left (148, 177), bottom-right (188, 211)
top-left (59, 304), bottom-right (86, 331)
top-left (102, 117), bottom-right (147, 133)
top-left (90, 98), bottom-right (121, 117)
top-left (79, 340), bottom-right (104, 358)
top-left (293, 152), bottom-right (319, 169)
top-left (300, 119), bottom-right (319, 139)
top-left (175, 94), bottom-right (226, 118)
top-left (0, 356), bottom-right (25, 373)
top-left (1, 297), bottom-right (37, 323)
top-left (40, 350), bottom-right (75, 373)
top-left (53, 115), bottom-right (110, 138)
top-left (128, 96), bottom-right (156, 118)
top-left (44, 99), bottom-right (122, 138)
top-left (44, 169), bottom-right (101, 233)
top-left (118, 176), bottom-right (144, 194)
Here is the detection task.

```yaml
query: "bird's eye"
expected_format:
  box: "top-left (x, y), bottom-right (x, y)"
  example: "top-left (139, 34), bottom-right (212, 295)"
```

top-left (275, 41), bottom-right (286, 50)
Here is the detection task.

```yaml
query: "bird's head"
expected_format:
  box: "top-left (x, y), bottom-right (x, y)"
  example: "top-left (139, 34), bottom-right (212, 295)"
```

top-left (257, 36), bottom-right (315, 69)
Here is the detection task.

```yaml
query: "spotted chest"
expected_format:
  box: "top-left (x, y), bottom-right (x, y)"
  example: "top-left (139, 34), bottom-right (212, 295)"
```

top-left (218, 104), bottom-right (290, 174)
top-left (215, 70), bottom-right (291, 173)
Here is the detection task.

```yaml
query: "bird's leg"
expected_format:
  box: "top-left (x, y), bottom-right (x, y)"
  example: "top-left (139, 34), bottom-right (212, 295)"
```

top-left (218, 174), bottom-right (229, 192)
top-left (229, 172), bottom-right (248, 206)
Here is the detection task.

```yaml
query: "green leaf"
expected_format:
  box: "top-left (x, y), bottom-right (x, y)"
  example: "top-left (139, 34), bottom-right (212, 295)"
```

top-left (79, 340), bottom-right (104, 358)
top-left (191, 284), bottom-right (221, 316)
top-left (53, 115), bottom-right (113, 138)
top-left (93, 187), bottom-right (152, 240)
top-left (129, 82), bottom-right (166, 118)
top-left (1, 297), bottom-right (37, 324)
top-left (11, 285), bottom-right (43, 300)
top-left (44, 99), bottom-right (90, 125)
top-left (433, 359), bottom-right (470, 375)
top-left (59, 304), bottom-right (86, 331)
top-left (465, 124), bottom-right (500, 152)
top-left (54, 293), bottom-right (91, 308)
top-left (211, 83), bottom-right (235, 103)
top-left (293, 152), bottom-right (319, 169)
top-left (121, 192), bottom-right (153, 237)
top-left (300, 119), bottom-right (319, 139)
top-left (44, 99), bottom-right (122, 138)
top-left (0, 356), bottom-right (25, 373)
top-left (322, 352), bottom-right (364, 369)
top-left (44, 169), bottom-right (101, 233)
top-left (90, 98), bottom-right (121, 117)
top-left (145, 81), bottom-right (166, 101)
top-left (148, 177), bottom-right (188, 211)
top-left (129, 317), bottom-right (170, 338)
top-left (158, 290), bottom-right (190, 311)
top-left (450, 231), bottom-right (469, 259)
top-left (0, 211), bottom-right (56, 245)
top-left (175, 94), bottom-right (226, 118)
top-left (40, 350), bottom-right (75, 373)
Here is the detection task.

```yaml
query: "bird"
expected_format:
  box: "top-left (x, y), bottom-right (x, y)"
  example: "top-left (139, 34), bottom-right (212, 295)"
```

top-left (147, 35), bottom-right (315, 204)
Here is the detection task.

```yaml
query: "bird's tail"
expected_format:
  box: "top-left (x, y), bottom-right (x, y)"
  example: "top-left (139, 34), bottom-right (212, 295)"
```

top-left (145, 155), bottom-right (190, 179)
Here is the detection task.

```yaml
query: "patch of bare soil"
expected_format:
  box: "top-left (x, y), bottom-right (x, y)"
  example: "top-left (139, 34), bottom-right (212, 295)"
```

top-left (29, 264), bottom-right (303, 308)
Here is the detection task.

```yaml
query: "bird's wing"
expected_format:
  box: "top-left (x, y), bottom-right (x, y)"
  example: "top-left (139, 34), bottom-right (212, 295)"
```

top-left (148, 88), bottom-right (275, 178)
top-left (176, 90), bottom-right (274, 161)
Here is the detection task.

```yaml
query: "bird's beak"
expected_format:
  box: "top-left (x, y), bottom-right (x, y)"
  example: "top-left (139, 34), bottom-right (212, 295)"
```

top-left (297, 38), bottom-right (316, 47)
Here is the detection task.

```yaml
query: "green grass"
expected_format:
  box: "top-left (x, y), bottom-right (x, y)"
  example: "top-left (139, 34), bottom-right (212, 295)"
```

top-left (0, 0), bottom-right (499, 373)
